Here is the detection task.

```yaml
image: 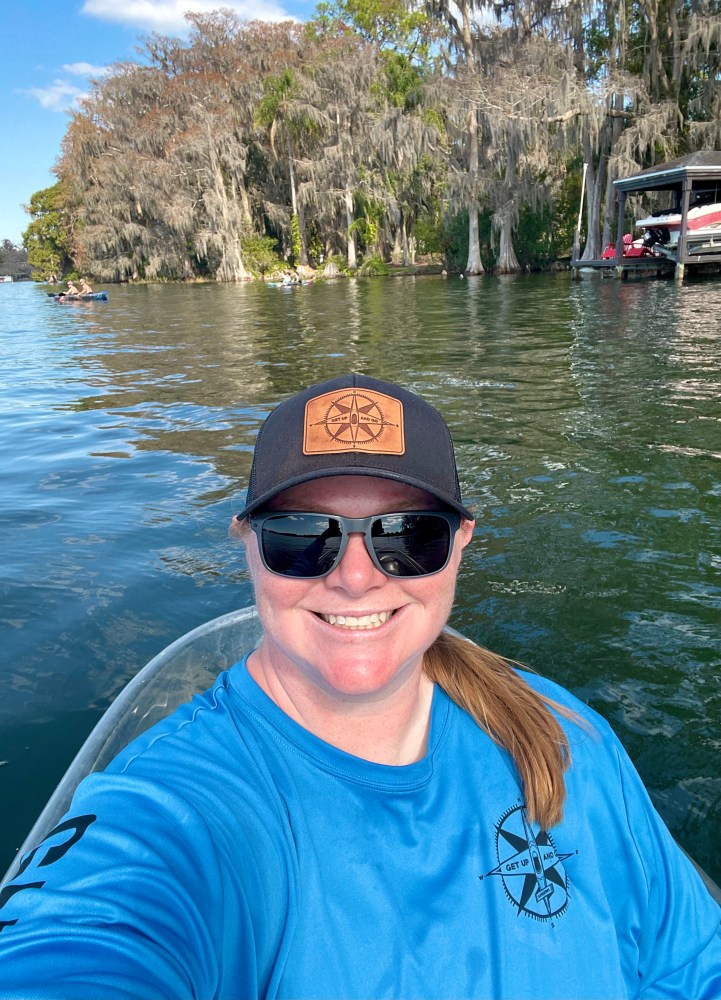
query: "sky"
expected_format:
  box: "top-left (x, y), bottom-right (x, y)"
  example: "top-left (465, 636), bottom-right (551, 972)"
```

top-left (0, 0), bottom-right (315, 246)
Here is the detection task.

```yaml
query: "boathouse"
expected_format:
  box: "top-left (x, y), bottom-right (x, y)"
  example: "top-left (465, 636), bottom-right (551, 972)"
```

top-left (572, 151), bottom-right (721, 281)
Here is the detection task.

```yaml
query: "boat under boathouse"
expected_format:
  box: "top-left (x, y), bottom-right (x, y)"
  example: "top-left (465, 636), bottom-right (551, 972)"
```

top-left (571, 151), bottom-right (721, 281)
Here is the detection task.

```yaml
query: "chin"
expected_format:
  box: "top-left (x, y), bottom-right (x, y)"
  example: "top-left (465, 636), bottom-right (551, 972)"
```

top-left (311, 652), bottom-right (420, 700)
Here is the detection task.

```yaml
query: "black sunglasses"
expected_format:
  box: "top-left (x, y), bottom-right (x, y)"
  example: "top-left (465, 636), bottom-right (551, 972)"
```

top-left (247, 510), bottom-right (462, 579)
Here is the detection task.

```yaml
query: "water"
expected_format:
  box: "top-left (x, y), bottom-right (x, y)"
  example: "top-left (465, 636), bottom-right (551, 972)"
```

top-left (1, 276), bottom-right (719, 883)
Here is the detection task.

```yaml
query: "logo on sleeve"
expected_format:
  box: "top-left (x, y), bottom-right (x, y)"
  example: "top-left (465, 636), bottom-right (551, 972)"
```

top-left (480, 803), bottom-right (576, 923)
top-left (0, 814), bottom-right (96, 933)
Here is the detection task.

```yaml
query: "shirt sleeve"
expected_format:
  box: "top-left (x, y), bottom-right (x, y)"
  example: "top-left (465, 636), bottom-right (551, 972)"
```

top-left (529, 671), bottom-right (721, 998)
top-left (0, 771), bottom-right (258, 999)
top-left (599, 727), bottom-right (721, 999)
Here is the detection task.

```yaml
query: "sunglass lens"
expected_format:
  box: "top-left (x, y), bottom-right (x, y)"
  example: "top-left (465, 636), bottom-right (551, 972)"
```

top-left (261, 515), bottom-right (341, 578)
top-left (372, 514), bottom-right (452, 576)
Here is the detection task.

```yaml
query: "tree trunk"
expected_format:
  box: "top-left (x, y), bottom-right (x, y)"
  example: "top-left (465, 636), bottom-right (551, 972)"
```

top-left (391, 227), bottom-right (403, 264)
top-left (287, 138), bottom-right (308, 266)
top-left (495, 149), bottom-right (520, 274)
top-left (344, 189), bottom-right (357, 270)
top-left (461, 3), bottom-right (484, 275)
top-left (588, 155), bottom-right (607, 260)
top-left (495, 204), bottom-right (521, 273)
top-left (206, 128), bottom-right (250, 281)
top-left (601, 111), bottom-right (625, 247)
top-left (218, 241), bottom-right (251, 281)
top-left (402, 221), bottom-right (415, 267)
top-left (580, 134), bottom-right (601, 260)
top-left (465, 106), bottom-right (484, 274)
top-left (601, 168), bottom-right (615, 248)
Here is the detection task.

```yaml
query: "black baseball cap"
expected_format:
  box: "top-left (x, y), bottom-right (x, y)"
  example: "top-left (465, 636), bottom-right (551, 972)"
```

top-left (237, 374), bottom-right (474, 519)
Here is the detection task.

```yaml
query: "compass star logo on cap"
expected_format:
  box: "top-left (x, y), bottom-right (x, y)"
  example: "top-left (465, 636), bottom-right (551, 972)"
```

top-left (303, 388), bottom-right (405, 455)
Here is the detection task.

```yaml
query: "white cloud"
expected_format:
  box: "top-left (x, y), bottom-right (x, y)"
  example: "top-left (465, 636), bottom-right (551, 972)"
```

top-left (62, 62), bottom-right (113, 78)
top-left (81, 0), bottom-right (295, 32)
top-left (22, 80), bottom-right (87, 113)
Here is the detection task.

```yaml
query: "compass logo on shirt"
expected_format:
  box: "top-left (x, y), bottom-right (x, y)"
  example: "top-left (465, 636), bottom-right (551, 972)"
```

top-left (480, 803), bottom-right (576, 923)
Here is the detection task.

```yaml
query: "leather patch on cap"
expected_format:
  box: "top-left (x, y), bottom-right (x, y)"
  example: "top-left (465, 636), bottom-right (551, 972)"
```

top-left (303, 389), bottom-right (405, 455)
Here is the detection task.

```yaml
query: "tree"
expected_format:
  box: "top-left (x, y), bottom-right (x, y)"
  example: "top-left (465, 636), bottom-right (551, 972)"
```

top-left (308, 2), bottom-right (445, 269)
top-left (41, 0), bottom-right (721, 282)
top-left (0, 240), bottom-right (31, 280)
top-left (575, 0), bottom-right (721, 259)
top-left (58, 15), bottom-right (311, 281)
top-left (256, 68), bottom-right (325, 267)
top-left (425, 0), bottom-right (497, 274)
top-left (22, 183), bottom-right (74, 280)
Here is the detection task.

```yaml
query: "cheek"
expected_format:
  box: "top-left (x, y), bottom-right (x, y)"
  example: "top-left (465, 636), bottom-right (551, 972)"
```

top-left (244, 538), bottom-right (312, 610)
top-left (243, 534), bottom-right (271, 588)
top-left (243, 536), bottom-right (260, 584)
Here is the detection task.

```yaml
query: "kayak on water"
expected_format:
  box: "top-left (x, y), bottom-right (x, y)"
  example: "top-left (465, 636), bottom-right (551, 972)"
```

top-left (52, 291), bottom-right (108, 302)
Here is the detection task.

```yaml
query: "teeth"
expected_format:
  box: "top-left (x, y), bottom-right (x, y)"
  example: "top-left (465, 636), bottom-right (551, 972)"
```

top-left (320, 610), bottom-right (393, 630)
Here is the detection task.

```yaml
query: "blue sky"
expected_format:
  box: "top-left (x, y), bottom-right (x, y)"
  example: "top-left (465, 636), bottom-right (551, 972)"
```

top-left (1, 0), bottom-right (314, 246)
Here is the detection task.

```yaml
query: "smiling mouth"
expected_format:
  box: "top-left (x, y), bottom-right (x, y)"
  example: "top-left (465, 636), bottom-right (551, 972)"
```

top-left (317, 610), bottom-right (395, 630)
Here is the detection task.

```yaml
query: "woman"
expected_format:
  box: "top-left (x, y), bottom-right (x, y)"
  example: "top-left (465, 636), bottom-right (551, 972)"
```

top-left (0, 374), bottom-right (719, 998)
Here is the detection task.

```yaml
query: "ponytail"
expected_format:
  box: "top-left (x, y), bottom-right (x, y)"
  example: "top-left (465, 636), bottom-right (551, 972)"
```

top-left (423, 631), bottom-right (578, 830)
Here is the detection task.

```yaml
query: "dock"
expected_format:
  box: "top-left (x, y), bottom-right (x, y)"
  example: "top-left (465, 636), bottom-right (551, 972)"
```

top-left (572, 151), bottom-right (721, 281)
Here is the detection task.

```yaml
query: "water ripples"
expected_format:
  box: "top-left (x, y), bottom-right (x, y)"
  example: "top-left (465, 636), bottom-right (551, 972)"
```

top-left (0, 275), bottom-right (719, 882)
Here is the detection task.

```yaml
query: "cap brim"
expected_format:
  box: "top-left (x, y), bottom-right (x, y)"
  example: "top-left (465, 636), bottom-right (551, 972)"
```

top-left (237, 466), bottom-right (474, 521)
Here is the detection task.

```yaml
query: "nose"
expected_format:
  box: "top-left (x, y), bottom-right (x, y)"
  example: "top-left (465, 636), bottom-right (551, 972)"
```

top-left (327, 532), bottom-right (386, 594)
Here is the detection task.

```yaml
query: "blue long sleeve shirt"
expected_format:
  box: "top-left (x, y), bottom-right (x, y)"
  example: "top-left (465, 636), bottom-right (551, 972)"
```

top-left (1, 658), bottom-right (719, 998)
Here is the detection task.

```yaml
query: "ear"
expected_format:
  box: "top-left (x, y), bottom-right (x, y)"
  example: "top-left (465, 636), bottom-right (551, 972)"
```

top-left (457, 518), bottom-right (475, 551)
top-left (228, 514), bottom-right (249, 540)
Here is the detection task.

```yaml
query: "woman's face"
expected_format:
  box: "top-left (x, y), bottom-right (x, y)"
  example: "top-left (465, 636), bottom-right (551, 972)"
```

top-left (242, 475), bottom-right (474, 707)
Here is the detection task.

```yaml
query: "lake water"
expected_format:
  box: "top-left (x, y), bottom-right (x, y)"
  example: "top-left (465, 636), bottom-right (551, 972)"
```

top-left (1, 275), bottom-right (719, 884)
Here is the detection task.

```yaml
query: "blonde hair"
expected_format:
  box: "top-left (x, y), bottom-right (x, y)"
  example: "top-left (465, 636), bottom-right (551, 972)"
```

top-left (423, 630), bottom-right (578, 830)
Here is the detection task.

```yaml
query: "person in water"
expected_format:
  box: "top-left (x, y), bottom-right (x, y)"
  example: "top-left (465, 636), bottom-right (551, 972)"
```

top-left (0, 373), bottom-right (719, 998)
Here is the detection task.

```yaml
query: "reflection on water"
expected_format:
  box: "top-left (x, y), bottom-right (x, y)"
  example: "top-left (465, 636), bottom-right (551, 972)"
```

top-left (0, 275), bottom-right (719, 882)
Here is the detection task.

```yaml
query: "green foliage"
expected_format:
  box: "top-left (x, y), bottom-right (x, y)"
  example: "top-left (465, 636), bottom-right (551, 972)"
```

top-left (327, 253), bottom-right (352, 274)
top-left (256, 69), bottom-right (321, 145)
top-left (421, 107), bottom-right (445, 136)
top-left (307, 223), bottom-right (325, 267)
top-left (551, 163), bottom-right (585, 254)
top-left (240, 231), bottom-right (283, 276)
top-left (413, 213), bottom-right (446, 258)
top-left (358, 254), bottom-right (389, 275)
top-left (22, 183), bottom-right (74, 281)
top-left (350, 191), bottom-right (385, 255)
top-left (512, 206), bottom-right (561, 270)
top-left (583, 19), bottom-right (612, 83)
top-left (314, 0), bottom-right (434, 59)
top-left (291, 214), bottom-right (302, 264)
top-left (255, 70), bottom-right (297, 129)
top-left (423, 211), bottom-right (494, 272)
top-left (374, 51), bottom-right (423, 109)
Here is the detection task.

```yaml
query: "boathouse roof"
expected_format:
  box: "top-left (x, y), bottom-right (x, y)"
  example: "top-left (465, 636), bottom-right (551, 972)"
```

top-left (614, 152), bottom-right (721, 193)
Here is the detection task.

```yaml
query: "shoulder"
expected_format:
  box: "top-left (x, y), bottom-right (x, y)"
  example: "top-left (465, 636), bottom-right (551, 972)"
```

top-left (514, 671), bottom-right (673, 863)
top-left (513, 669), bottom-right (642, 798)
top-left (105, 659), bottom-right (274, 798)
top-left (111, 665), bottom-right (239, 762)
top-left (516, 668), bottom-right (616, 739)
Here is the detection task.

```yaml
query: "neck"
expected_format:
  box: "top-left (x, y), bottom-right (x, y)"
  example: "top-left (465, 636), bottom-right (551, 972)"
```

top-left (246, 646), bottom-right (434, 765)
